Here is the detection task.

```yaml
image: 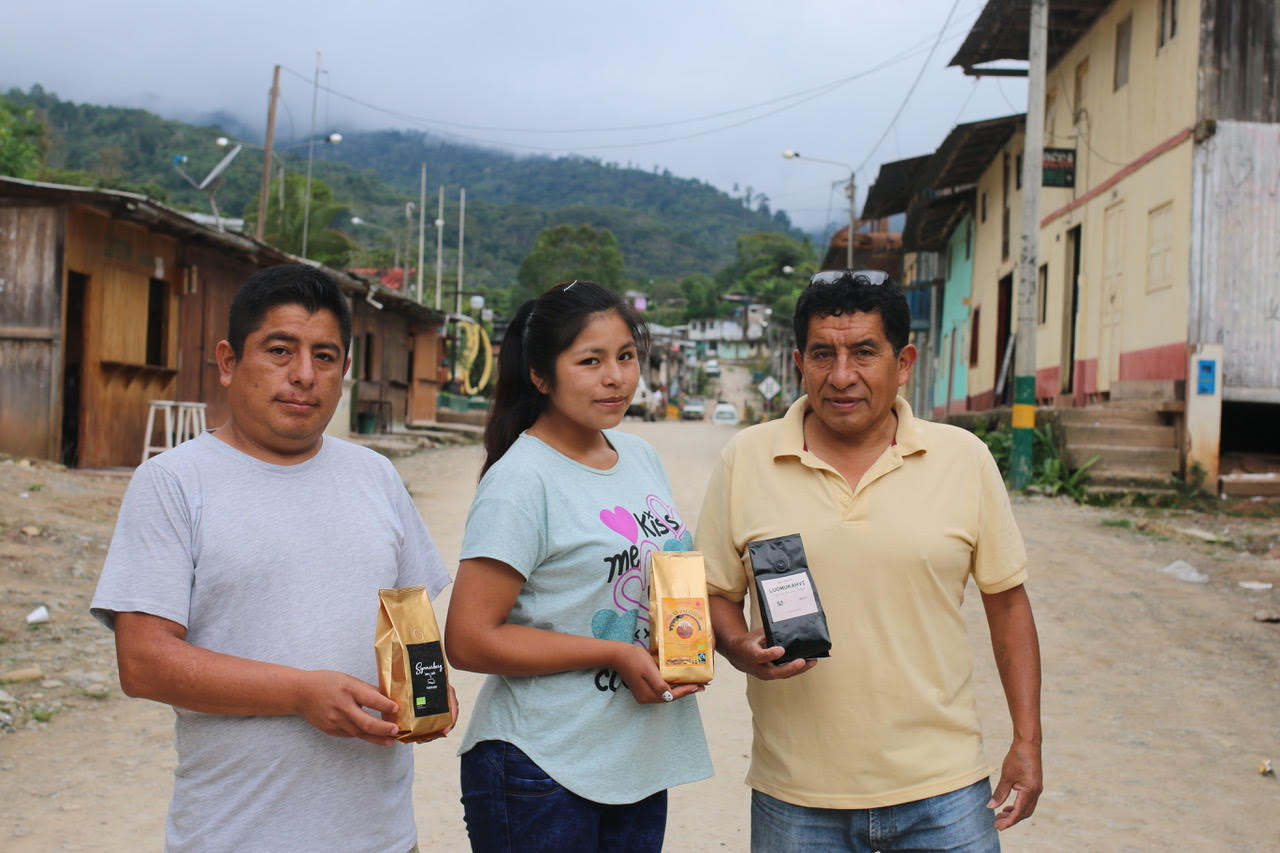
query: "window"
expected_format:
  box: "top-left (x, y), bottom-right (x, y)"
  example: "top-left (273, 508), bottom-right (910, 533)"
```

top-left (362, 332), bottom-right (377, 381)
top-left (969, 307), bottom-right (981, 367)
top-left (146, 278), bottom-right (168, 366)
top-left (1158, 0), bottom-right (1177, 48)
top-left (965, 219), bottom-right (972, 259)
top-left (1073, 58), bottom-right (1089, 123)
top-left (1114, 17), bottom-right (1132, 90)
top-left (1016, 153), bottom-right (1023, 190)
top-left (1147, 202), bottom-right (1174, 292)
top-left (1037, 264), bottom-right (1049, 325)
top-left (1001, 152), bottom-right (1011, 260)
top-left (1046, 90), bottom-right (1057, 143)
top-left (981, 192), bottom-right (988, 223)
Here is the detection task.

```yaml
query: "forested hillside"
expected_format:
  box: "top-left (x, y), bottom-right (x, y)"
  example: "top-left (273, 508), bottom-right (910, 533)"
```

top-left (3, 86), bottom-right (802, 293)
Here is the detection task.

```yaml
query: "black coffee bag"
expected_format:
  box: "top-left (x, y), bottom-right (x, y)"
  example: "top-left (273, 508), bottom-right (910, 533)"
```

top-left (747, 534), bottom-right (832, 664)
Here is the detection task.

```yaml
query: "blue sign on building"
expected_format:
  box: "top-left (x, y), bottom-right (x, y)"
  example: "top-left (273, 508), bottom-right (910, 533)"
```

top-left (1196, 359), bottom-right (1217, 395)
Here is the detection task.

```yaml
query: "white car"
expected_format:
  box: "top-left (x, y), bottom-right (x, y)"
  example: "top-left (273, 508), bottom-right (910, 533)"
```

top-left (704, 359), bottom-right (721, 377)
top-left (711, 401), bottom-right (739, 425)
top-left (680, 397), bottom-right (707, 421)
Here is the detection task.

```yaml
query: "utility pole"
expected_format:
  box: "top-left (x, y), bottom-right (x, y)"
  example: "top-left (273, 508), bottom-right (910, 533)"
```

top-left (301, 51), bottom-right (321, 258)
top-left (845, 173), bottom-right (857, 269)
top-left (1012, 0), bottom-right (1048, 490)
top-left (455, 188), bottom-right (466, 315)
top-left (434, 186), bottom-right (444, 311)
top-left (255, 65), bottom-right (280, 243)
top-left (416, 163), bottom-right (426, 304)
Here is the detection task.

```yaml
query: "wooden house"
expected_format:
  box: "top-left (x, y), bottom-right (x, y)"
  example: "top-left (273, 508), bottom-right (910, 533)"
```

top-left (0, 176), bottom-right (446, 469)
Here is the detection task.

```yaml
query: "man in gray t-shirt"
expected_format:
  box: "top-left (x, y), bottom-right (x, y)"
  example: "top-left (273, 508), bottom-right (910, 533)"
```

top-left (90, 265), bottom-right (453, 853)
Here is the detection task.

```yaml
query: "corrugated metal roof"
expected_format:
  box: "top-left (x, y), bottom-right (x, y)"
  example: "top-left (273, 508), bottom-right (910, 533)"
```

top-left (0, 176), bottom-right (442, 323)
top-left (948, 0), bottom-right (1111, 73)
top-left (903, 189), bottom-right (973, 253)
top-left (862, 155), bottom-right (932, 219)
top-left (918, 113), bottom-right (1023, 190)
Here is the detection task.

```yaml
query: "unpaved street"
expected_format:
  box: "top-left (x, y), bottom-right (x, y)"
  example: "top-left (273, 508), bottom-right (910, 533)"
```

top-left (2, 419), bottom-right (1279, 851)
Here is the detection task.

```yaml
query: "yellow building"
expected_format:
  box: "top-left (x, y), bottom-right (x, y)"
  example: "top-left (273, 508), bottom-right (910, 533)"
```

top-left (943, 0), bottom-right (1279, 485)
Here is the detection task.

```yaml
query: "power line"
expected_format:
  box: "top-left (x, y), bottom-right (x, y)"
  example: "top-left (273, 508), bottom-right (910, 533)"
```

top-left (855, 0), bottom-right (966, 175)
top-left (281, 20), bottom-right (975, 140)
top-left (275, 28), bottom-right (973, 155)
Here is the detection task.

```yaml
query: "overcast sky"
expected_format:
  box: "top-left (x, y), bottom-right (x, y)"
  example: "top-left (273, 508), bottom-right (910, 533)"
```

top-left (2, 0), bottom-right (1027, 233)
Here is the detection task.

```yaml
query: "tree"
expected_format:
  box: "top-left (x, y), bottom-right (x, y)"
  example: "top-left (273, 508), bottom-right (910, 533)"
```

top-left (0, 95), bottom-right (44, 179)
top-left (679, 273), bottom-right (716, 320)
top-left (515, 224), bottom-right (625, 304)
top-left (714, 232), bottom-right (818, 323)
top-left (244, 173), bottom-right (355, 268)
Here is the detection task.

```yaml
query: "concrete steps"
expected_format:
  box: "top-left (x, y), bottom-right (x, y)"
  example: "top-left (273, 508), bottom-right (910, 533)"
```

top-left (1055, 401), bottom-right (1182, 492)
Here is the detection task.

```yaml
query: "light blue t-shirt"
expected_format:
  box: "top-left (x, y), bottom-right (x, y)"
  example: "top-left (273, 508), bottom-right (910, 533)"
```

top-left (457, 430), bottom-right (713, 804)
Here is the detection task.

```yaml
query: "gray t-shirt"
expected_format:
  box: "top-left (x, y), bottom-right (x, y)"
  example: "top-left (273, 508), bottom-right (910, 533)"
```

top-left (91, 433), bottom-right (450, 853)
top-left (457, 430), bottom-right (712, 804)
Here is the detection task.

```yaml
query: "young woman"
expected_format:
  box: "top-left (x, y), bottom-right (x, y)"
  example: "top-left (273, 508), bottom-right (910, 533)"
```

top-left (445, 281), bottom-right (712, 852)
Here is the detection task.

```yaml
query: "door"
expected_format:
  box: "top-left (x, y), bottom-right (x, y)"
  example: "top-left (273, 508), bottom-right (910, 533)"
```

top-left (1061, 226), bottom-right (1082, 393)
top-left (995, 274), bottom-right (1014, 404)
top-left (60, 272), bottom-right (88, 466)
top-left (1101, 202), bottom-right (1125, 389)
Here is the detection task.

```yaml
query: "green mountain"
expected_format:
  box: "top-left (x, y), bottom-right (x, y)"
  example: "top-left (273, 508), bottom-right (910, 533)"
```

top-left (4, 86), bottom-right (802, 300)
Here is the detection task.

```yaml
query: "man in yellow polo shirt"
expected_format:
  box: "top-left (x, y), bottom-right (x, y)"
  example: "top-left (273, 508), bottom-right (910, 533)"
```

top-left (696, 270), bottom-right (1042, 852)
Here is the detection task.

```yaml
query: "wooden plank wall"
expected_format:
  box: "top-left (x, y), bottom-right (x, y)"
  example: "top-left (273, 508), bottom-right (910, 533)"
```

top-left (352, 301), bottom-right (412, 428)
top-left (66, 206), bottom-right (179, 468)
top-left (0, 206), bottom-right (63, 460)
top-left (177, 245), bottom-right (259, 430)
top-left (1199, 0), bottom-right (1280, 123)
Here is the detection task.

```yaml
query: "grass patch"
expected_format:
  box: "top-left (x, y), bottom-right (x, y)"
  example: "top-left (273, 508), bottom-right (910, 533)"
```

top-left (1101, 519), bottom-right (1133, 529)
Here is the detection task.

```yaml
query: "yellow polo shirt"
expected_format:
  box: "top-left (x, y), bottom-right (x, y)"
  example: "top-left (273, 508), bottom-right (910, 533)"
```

top-left (696, 395), bottom-right (1027, 809)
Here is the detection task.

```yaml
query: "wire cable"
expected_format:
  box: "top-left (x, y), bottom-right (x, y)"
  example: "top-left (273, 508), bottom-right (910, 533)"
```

top-left (855, 0), bottom-right (966, 174)
top-left (276, 28), bottom-right (972, 154)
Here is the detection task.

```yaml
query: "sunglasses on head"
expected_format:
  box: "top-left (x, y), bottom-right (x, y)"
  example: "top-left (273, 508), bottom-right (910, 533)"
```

top-left (809, 269), bottom-right (891, 287)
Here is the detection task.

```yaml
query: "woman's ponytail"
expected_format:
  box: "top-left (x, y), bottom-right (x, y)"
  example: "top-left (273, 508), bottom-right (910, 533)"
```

top-left (481, 299), bottom-right (542, 476)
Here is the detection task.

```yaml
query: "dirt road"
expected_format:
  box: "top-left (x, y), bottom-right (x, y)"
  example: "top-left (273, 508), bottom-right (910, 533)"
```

top-left (2, 419), bottom-right (1278, 851)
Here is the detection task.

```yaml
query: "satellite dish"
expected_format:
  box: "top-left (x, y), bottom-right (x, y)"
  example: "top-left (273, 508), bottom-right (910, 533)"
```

top-left (198, 144), bottom-right (243, 190)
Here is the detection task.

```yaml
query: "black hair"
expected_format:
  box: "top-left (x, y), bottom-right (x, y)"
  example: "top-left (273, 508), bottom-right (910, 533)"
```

top-left (227, 264), bottom-right (353, 358)
top-left (792, 270), bottom-right (910, 355)
top-left (482, 281), bottom-right (649, 476)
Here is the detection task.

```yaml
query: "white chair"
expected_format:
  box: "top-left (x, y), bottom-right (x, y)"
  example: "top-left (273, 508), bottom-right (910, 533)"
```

top-left (141, 400), bottom-right (177, 463)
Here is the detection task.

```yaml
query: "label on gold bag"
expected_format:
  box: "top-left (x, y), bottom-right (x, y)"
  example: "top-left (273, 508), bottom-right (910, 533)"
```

top-left (407, 641), bottom-right (449, 717)
top-left (660, 598), bottom-right (710, 668)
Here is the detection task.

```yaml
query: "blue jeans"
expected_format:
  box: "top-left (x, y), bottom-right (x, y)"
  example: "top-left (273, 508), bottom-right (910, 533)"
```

top-left (751, 779), bottom-right (999, 853)
top-left (460, 740), bottom-right (667, 853)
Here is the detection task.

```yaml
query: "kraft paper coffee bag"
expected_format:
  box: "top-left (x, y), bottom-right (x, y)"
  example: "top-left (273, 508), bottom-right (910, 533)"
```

top-left (648, 551), bottom-right (714, 684)
top-left (747, 534), bottom-right (832, 664)
top-left (375, 586), bottom-right (452, 742)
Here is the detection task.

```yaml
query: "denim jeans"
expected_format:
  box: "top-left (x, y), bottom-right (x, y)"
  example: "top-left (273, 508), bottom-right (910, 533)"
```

top-left (750, 779), bottom-right (999, 853)
top-left (459, 740), bottom-right (667, 853)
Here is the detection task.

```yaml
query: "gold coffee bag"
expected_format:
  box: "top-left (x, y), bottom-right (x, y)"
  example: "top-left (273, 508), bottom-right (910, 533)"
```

top-left (375, 586), bottom-right (452, 742)
top-left (648, 551), bottom-right (714, 684)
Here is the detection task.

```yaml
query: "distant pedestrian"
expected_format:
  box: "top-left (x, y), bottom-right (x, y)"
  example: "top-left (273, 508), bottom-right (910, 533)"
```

top-left (696, 269), bottom-right (1042, 852)
top-left (446, 280), bottom-right (711, 853)
top-left (652, 387), bottom-right (665, 419)
top-left (91, 264), bottom-right (456, 853)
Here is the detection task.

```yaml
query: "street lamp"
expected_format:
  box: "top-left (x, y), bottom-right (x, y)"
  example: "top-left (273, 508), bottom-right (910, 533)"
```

top-left (209, 133), bottom-right (342, 247)
top-left (782, 149), bottom-right (856, 269)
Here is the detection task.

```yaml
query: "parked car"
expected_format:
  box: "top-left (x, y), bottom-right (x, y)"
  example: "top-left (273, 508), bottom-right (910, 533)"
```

top-left (680, 396), bottom-right (707, 421)
top-left (711, 401), bottom-right (739, 425)
top-left (704, 358), bottom-right (721, 377)
top-left (627, 377), bottom-right (657, 421)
